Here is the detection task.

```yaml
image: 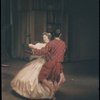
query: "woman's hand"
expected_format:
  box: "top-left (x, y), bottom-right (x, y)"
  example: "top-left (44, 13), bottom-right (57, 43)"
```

top-left (28, 44), bottom-right (35, 49)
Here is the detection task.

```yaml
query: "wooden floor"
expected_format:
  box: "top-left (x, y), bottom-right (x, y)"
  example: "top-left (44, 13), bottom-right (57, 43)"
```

top-left (1, 59), bottom-right (99, 100)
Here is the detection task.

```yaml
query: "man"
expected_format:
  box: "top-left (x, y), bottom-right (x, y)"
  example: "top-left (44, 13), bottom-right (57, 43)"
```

top-left (29, 31), bottom-right (67, 97)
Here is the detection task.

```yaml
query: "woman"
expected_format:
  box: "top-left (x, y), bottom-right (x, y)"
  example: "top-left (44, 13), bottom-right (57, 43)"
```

top-left (11, 32), bottom-right (65, 99)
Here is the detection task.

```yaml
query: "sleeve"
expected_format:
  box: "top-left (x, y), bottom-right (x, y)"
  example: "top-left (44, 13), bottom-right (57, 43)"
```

top-left (32, 43), bottom-right (51, 56)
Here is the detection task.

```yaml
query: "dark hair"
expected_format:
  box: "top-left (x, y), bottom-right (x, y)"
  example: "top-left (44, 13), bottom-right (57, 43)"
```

top-left (53, 29), bottom-right (62, 37)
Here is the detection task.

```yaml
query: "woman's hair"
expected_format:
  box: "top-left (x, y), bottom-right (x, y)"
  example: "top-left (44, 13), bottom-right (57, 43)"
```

top-left (42, 32), bottom-right (52, 40)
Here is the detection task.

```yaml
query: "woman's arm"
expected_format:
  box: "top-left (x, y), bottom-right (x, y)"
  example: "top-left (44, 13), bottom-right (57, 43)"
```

top-left (29, 43), bottom-right (46, 49)
top-left (30, 42), bottom-right (51, 56)
top-left (29, 44), bottom-right (36, 49)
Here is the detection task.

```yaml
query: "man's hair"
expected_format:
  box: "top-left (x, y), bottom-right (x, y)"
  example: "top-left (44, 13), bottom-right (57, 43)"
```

top-left (42, 32), bottom-right (52, 40)
top-left (53, 29), bottom-right (62, 37)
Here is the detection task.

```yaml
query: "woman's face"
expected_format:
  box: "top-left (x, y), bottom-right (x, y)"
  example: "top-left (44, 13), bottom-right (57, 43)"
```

top-left (43, 35), bottom-right (50, 43)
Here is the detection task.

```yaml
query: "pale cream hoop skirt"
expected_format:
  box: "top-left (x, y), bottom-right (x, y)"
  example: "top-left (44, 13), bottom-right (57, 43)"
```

top-left (11, 57), bottom-right (54, 99)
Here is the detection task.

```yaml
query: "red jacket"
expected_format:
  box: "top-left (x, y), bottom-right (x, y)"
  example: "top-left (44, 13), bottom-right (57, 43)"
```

top-left (33, 39), bottom-right (66, 82)
top-left (33, 39), bottom-right (66, 62)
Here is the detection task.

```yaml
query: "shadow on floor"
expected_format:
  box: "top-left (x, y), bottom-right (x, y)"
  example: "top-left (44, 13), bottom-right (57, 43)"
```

top-left (55, 91), bottom-right (99, 100)
top-left (11, 90), bottom-right (54, 100)
top-left (10, 90), bottom-right (99, 100)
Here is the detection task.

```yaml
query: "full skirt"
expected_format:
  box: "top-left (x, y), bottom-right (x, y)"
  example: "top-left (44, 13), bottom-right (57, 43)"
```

top-left (11, 57), bottom-right (54, 99)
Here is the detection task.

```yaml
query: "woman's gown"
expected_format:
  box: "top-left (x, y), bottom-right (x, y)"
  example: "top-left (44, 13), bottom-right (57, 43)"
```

top-left (11, 43), bottom-right (65, 99)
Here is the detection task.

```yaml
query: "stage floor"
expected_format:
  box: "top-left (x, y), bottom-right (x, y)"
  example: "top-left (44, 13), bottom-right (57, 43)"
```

top-left (1, 59), bottom-right (99, 100)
